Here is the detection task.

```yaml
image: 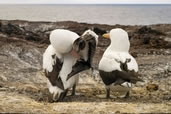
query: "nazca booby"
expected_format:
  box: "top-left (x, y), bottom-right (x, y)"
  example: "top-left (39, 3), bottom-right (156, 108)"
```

top-left (43, 29), bottom-right (98, 101)
top-left (99, 28), bottom-right (143, 98)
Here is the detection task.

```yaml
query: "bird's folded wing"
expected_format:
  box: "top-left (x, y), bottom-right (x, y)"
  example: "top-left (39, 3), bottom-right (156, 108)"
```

top-left (114, 70), bottom-right (144, 84)
top-left (99, 70), bottom-right (118, 85)
top-left (45, 57), bottom-right (64, 90)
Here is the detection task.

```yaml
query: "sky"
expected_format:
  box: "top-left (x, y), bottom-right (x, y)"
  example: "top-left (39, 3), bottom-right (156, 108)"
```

top-left (0, 0), bottom-right (171, 4)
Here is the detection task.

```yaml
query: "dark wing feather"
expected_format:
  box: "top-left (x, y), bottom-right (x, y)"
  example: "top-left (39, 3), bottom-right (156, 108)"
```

top-left (87, 38), bottom-right (96, 66)
top-left (80, 33), bottom-right (97, 66)
top-left (99, 70), bottom-right (143, 86)
top-left (66, 60), bottom-right (90, 81)
top-left (44, 55), bottom-right (64, 90)
top-left (114, 70), bottom-right (144, 84)
top-left (99, 70), bottom-right (117, 85)
top-left (114, 79), bottom-right (126, 85)
top-left (118, 60), bottom-right (143, 83)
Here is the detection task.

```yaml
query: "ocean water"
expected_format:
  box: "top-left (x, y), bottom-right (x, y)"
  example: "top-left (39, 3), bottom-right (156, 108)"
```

top-left (0, 4), bottom-right (171, 25)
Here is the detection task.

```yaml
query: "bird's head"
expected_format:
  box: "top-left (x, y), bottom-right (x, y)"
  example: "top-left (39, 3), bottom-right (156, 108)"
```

top-left (72, 38), bottom-right (86, 53)
top-left (72, 29), bottom-right (98, 61)
top-left (81, 29), bottom-right (98, 44)
top-left (72, 38), bottom-right (86, 60)
top-left (102, 28), bottom-right (130, 52)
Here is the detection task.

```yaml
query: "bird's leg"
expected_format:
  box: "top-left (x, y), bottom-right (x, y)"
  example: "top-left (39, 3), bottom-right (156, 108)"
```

top-left (48, 92), bottom-right (54, 103)
top-left (124, 91), bottom-right (130, 98)
top-left (57, 89), bottom-right (68, 102)
top-left (106, 88), bottom-right (110, 99)
top-left (64, 89), bottom-right (69, 97)
top-left (71, 84), bottom-right (76, 96)
top-left (62, 89), bottom-right (69, 99)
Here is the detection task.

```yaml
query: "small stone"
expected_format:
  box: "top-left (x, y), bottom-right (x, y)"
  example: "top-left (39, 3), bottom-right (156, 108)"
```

top-left (157, 67), bottom-right (164, 71)
top-left (0, 75), bottom-right (7, 81)
top-left (164, 37), bottom-right (171, 42)
top-left (0, 82), bottom-right (5, 88)
top-left (146, 84), bottom-right (159, 91)
top-left (115, 111), bottom-right (121, 114)
top-left (165, 50), bottom-right (170, 54)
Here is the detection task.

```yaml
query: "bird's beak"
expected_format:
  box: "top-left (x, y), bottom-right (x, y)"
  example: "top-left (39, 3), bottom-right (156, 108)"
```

top-left (102, 33), bottom-right (110, 39)
top-left (71, 49), bottom-right (80, 59)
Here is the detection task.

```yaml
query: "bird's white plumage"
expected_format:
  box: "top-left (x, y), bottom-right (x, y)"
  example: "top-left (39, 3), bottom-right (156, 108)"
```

top-left (99, 52), bottom-right (138, 72)
top-left (50, 29), bottom-right (79, 54)
top-left (107, 28), bottom-right (130, 52)
top-left (106, 84), bottom-right (131, 92)
top-left (43, 45), bottom-right (63, 72)
top-left (47, 79), bottom-right (63, 99)
top-left (99, 28), bottom-right (138, 72)
top-left (59, 53), bottom-right (79, 89)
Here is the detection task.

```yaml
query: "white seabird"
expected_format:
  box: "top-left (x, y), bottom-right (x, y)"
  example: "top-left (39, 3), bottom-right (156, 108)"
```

top-left (99, 28), bottom-right (143, 98)
top-left (43, 29), bottom-right (98, 102)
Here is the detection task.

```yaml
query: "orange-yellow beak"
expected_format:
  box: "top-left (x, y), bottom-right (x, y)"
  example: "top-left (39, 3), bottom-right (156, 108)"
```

top-left (102, 33), bottom-right (110, 39)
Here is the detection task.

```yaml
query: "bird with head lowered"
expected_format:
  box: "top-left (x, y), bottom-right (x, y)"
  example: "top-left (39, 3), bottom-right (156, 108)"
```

top-left (43, 29), bottom-right (98, 102)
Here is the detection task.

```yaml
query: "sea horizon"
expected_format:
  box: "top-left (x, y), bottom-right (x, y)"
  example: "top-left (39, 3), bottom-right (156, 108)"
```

top-left (0, 3), bottom-right (171, 4)
top-left (0, 4), bottom-right (171, 25)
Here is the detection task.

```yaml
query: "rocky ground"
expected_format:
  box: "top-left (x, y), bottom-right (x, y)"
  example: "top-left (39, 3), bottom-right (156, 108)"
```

top-left (0, 20), bottom-right (171, 113)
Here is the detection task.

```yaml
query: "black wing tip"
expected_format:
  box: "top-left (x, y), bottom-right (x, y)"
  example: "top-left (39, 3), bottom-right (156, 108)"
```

top-left (66, 60), bottom-right (91, 81)
top-left (132, 77), bottom-right (144, 84)
top-left (66, 74), bottom-right (72, 81)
